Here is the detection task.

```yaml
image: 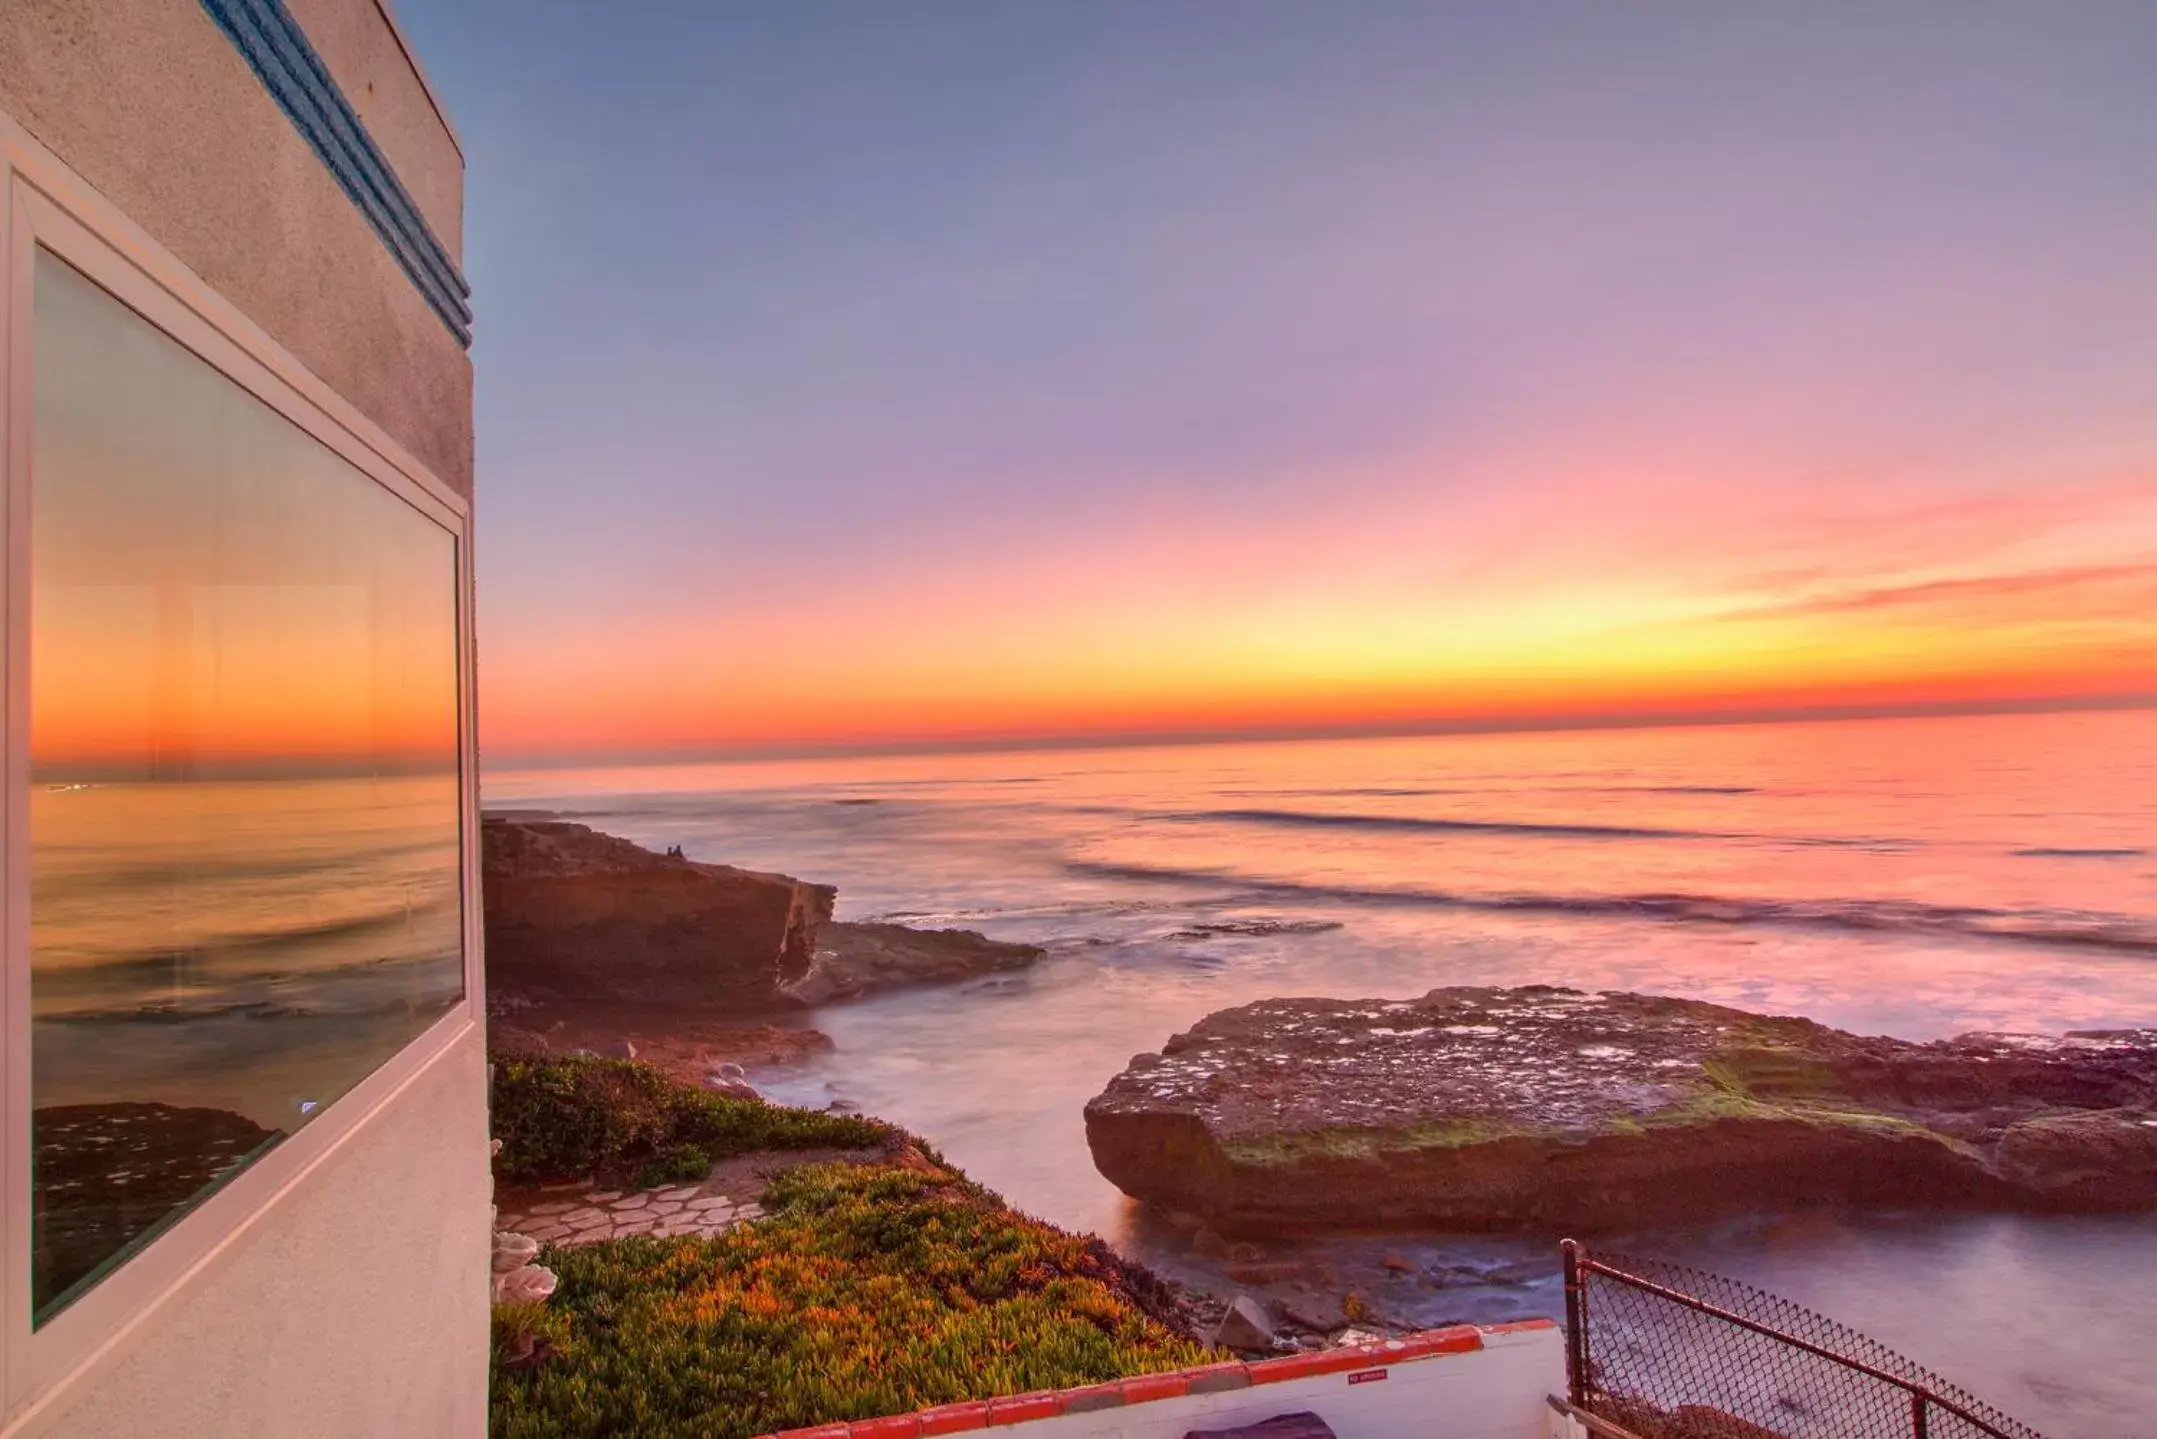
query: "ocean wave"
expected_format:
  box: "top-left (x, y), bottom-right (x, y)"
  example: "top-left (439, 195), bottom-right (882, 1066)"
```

top-left (1231, 784), bottom-right (1763, 799)
top-left (2012, 847), bottom-right (2148, 861)
top-left (865, 896), bottom-right (1187, 925)
top-left (1136, 805), bottom-right (1923, 851)
top-left (33, 836), bottom-right (457, 900)
top-left (36, 908), bottom-right (461, 993)
top-left (1226, 786), bottom-right (1482, 799)
top-left (523, 773), bottom-right (1047, 816)
top-left (1063, 859), bottom-right (2157, 957)
top-left (41, 999), bottom-right (322, 1025)
top-left (152, 907), bottom-right (444, 961)
top-left (1162, 807), bottom-right (1739, 842)
top-left (1167, 918), bottom-right (1345, 939)
top-left (39, 987), bottom-right (460, 1027)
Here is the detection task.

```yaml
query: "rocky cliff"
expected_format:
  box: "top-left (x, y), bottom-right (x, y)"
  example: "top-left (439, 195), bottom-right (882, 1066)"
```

top-left (1083, 985), bottom-right (2157, 1235)
top-left (483, 818), bottom-right (832, 1011)
top-left (482, 817), bottom-right (1044, 1014)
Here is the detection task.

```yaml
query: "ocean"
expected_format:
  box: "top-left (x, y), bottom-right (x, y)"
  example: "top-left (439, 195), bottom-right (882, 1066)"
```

top-left (487, 707), bottom-right (2157, 1436)
top-left (29, 772), bottom-right (464, 1314)
top-left (31, 772), bottom-right (465, 1130)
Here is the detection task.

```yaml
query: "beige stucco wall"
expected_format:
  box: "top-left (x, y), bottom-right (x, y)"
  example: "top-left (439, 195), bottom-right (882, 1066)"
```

top-left (0, 6), bottom-right (485, 1434)
top-left (281, 0), bottom-right (464, 259)
top-left (0, 0), bottom-right (473, 495)
top-left (38, 1029), bottom-right (493, 1439)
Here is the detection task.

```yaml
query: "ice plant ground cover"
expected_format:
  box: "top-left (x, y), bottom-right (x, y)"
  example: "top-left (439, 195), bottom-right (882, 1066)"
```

top-left (488, 1058), bottom-right (1214, 1438)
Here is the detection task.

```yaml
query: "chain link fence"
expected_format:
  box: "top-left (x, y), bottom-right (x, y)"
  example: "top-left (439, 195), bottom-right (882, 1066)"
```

top-left (1561, 1241), bottom-right (2047, 1439)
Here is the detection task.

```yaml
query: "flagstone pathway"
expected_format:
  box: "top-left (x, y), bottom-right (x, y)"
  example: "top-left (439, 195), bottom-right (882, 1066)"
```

top-left (499, 1177), bottom-right (765, 1245)
top-left (495, 1143), bottom-right (892, 1247)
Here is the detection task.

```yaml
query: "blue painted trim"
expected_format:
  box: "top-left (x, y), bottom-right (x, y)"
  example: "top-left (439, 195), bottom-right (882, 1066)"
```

top-left (198, 0), bottom-right (472, 346)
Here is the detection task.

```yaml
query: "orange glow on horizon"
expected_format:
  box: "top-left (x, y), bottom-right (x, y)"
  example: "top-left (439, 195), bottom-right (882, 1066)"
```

top-left (463, 467), bottom-right (2152, 763)
top-left (474, 461), bottom-right (2157, 760)
top-left (31, 593), bottom-right (458, 772)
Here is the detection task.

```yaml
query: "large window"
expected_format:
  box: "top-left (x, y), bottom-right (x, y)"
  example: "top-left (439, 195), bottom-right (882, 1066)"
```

top-left (27, 251), bottom-right (465, 1324)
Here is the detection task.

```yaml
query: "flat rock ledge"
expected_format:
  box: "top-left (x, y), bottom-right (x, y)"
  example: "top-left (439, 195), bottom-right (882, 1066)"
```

top-left (791, 922), bottom-right (1045, 1005)
top-left (1083, 986), bottom-right (2157, 1235)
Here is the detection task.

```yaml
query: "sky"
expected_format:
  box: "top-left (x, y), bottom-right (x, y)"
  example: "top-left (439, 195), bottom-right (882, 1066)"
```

top-left (400, 1), bottom-right (2157, 764)
top-left (32, 251), bottom-right (460, 777)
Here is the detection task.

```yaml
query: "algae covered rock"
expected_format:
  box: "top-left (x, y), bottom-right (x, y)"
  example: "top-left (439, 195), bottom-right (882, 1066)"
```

top-left (1082, 986), bottom-right (2157, 1234)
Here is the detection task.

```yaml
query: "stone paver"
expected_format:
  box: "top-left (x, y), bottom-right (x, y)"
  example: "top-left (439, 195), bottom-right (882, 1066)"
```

top-left (497, 1171), bottom-right (773, 1250)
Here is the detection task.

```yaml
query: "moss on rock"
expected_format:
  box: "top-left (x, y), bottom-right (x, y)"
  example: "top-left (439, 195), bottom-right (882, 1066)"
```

top-left (1084, 987), bottom-right (2157, 1232)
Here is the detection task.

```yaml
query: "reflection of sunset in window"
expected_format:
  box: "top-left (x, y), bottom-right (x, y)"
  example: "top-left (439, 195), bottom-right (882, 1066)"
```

top-left (32, 582), bottom-right (457, 771)
top-left (26, 250), bottom-right (464, 1323)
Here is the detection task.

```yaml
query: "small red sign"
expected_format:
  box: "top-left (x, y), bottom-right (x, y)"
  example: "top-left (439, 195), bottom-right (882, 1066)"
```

top-left (1347, 1368), bottom-right (1388, 1386)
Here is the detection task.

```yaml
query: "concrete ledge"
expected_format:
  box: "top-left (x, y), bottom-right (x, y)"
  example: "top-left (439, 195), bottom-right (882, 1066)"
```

top-left (758, 1321), bottom-right (1558, 1439)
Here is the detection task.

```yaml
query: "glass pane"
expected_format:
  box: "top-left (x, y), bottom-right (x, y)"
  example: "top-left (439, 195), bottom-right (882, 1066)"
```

top-left (28, 251), bottom-right (464, 1324)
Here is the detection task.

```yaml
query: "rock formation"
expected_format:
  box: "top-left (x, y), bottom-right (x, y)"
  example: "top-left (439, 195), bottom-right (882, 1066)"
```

top-left (35, 1101), bottom-right (278, 1306)
top-left (484, 817), bottom-right (831, 1011)
top-left (483, 816), bottom-right (1044, 1015)
top-left (1083, 986), bottom-right (2157, 1234)
top-left (790, 921), bottom-right (1045, 1004)
top-left (1212, 1292), bottom-right (1279, 1352)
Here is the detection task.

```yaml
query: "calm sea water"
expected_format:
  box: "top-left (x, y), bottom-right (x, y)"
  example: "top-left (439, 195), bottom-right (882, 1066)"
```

top-left (32, 774), bottom-right (464, 1131)
top-left (488, 709), bottom-right (2157, 1436)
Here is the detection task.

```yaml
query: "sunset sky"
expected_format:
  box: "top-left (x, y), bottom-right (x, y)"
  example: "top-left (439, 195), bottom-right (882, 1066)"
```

top-left (406, 2), bottom-right (2157, 763)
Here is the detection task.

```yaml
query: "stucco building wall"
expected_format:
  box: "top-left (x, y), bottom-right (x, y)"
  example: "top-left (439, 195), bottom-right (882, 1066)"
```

top-left (0, 2), bottom-right (486, 1434)
top-left (281, 0), bottom-right (465, 257)
top-left (0, 0), bottom-right (472, 494)
top-left (38, 1033), bottom-right (492, 1439)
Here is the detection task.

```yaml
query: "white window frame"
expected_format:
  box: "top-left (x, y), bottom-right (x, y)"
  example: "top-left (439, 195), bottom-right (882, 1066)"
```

top-left (0, 114), bottom-right (484, 1434)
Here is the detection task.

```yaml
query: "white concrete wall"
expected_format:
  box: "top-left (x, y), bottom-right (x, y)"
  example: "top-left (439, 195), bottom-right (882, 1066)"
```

top-left (29, 1029), bottom-right (492, 1439)
top-left (994, 1326), bottom-right (1560, 1439)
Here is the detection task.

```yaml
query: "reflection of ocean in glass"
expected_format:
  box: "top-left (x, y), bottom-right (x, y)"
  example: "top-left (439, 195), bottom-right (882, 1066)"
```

top-left (29, 250), bottom-right (463, 1322)
top-left (31, 776), bottom-right (463, 1123)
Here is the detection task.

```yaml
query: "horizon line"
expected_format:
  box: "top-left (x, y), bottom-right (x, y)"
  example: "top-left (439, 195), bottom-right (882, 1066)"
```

top-left (481, 689), bottom-right (2157, 775)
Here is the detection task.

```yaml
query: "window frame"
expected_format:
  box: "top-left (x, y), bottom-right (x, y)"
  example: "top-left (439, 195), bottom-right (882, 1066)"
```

top-left (0, 115), bottom-right (483, 1432)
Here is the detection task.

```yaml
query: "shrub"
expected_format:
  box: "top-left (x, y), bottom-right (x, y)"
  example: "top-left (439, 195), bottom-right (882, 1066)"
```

top-left (488, 1161), bottom-right (1214, 1439)
top-left (632, 1143), bottom-right (712, 1190)
top-left (491, 1056), bottom-right (888, 1184)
